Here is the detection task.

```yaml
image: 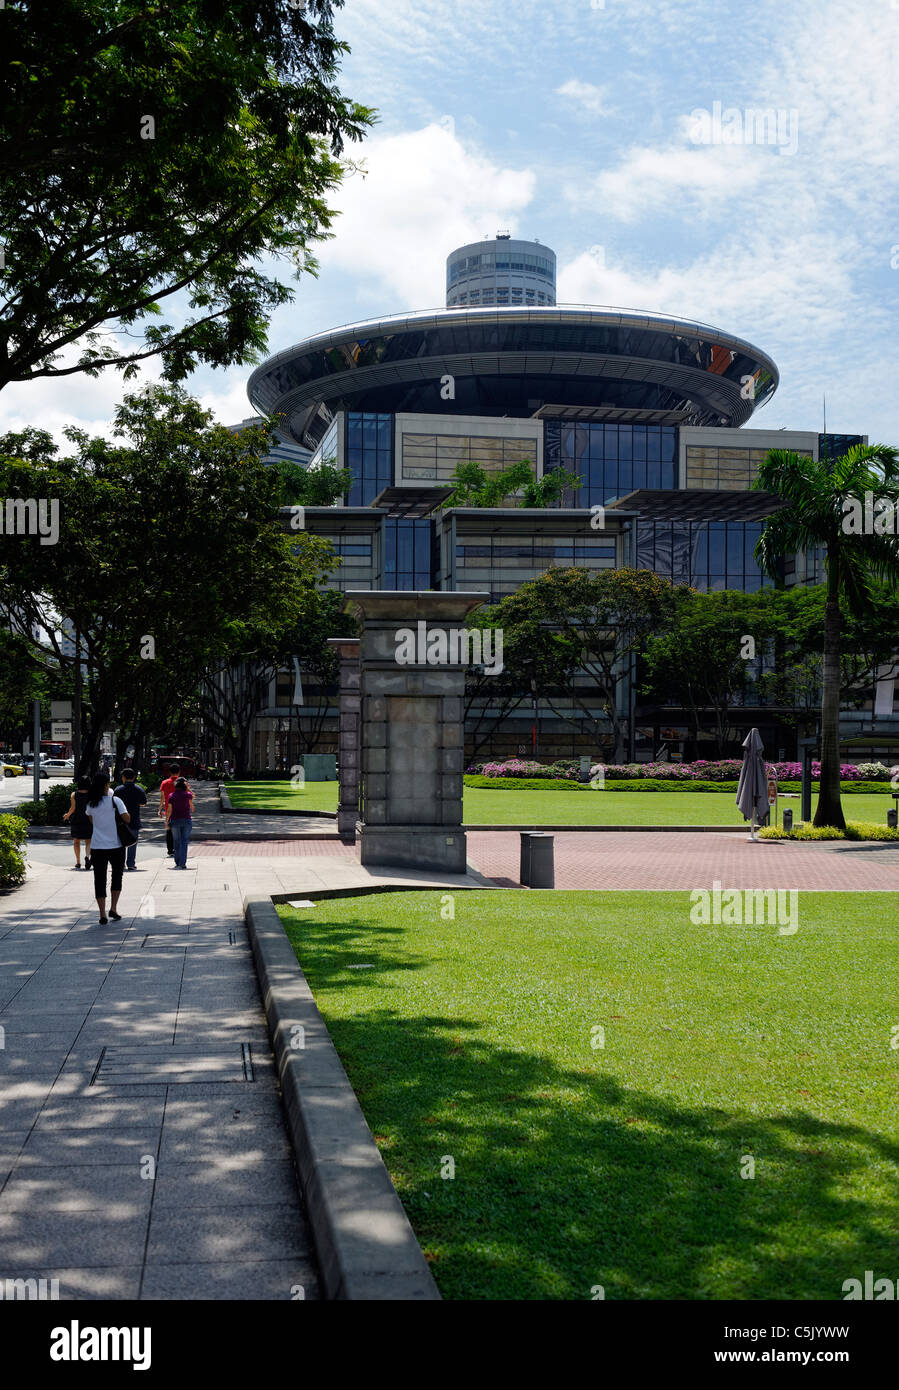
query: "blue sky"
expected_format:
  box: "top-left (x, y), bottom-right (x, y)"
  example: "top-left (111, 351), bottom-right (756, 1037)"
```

top-left (4, 0), bottom-right (898, 444)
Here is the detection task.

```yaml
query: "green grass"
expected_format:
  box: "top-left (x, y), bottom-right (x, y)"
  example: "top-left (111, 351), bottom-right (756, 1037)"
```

top-left (226, 777), bottom-right (894, 828)
top-left (280, 889), bottom-right (899, 1301)
top-left (225, 779), bottom-right (338, 813)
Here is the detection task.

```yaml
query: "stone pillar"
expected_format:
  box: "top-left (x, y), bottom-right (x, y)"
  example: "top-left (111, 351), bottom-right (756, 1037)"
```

top-left (327, 637), bottom-right (361, 842)
top-left (345, 591), bottom-right (488, 873)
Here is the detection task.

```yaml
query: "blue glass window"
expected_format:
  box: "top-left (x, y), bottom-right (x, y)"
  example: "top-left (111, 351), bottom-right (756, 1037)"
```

top-left (346, 412), bottom-right (393, 506)
top-left (544, 421), bottom-right (677, 504)
top-left (383, 518), bottom-right (434, 590)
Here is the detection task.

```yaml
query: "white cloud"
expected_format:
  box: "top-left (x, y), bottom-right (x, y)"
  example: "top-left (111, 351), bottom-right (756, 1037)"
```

top-left (317, 124), bottom-right (537, 312)
top-left (555, 80), bottom-right (612, 118)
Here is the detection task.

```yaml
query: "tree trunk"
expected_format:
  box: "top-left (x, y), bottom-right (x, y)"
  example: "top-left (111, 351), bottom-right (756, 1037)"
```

top-left (814, 558), bottom-right (845, 829)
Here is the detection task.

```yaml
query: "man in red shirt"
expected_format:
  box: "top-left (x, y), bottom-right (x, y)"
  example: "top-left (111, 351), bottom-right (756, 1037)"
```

top-left (158, 762), bottom-right (191, 856)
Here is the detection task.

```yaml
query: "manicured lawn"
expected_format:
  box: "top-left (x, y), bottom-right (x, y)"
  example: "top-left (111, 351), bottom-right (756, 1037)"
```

top-left (225, 779), bottom-right (338, 813)
top-left (280, 890), bottom-right (899, 1301)
top-left (463, 786), bottom-right (890, 826)
top-left (227, 777), bottom-right (892, 828)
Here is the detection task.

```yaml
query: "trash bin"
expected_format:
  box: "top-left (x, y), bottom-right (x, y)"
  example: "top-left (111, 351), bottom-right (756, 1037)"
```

top-left (519, 831), bottom-right (554, 888)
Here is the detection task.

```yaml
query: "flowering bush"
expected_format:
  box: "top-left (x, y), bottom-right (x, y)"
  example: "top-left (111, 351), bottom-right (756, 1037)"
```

top-left (468, 757), bottom-right (893, 783)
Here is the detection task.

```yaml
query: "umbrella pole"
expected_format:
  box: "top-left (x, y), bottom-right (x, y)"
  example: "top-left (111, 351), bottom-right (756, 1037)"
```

top-left (750, 809), bottom-right (758, 842)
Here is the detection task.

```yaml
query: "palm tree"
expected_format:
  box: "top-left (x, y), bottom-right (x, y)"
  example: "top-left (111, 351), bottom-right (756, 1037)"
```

top-left (754, 444), bottom-right (899, 828)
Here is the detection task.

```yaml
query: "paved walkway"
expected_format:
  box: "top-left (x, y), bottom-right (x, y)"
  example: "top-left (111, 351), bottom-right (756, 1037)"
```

top-left (0, 787), bottom-right (492, 1301)
top-left (172, 828), bottom-right (899, 892)
top-left (466, 829), bottom-right (899, 890)
top-left (0, 852), bottom-right (321, 1301)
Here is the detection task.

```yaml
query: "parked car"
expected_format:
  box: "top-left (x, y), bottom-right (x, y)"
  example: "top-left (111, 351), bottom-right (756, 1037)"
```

top-left (43, 758), bottom-right (75, 776)
top-left (2, 761), bottom-right (25, 778)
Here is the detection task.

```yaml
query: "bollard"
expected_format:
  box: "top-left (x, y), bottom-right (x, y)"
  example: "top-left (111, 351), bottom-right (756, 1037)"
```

top-left (783, 809), bottom-right (793, 831)
top-left (888, 808), bottom-right (898, 830)
top-left (519, 831), bottom-right (554, 888)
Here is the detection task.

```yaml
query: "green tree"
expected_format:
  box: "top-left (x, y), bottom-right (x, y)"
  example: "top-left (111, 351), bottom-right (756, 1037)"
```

top-left (272, 456), bottom-right (354, 508)
top-left (754, 445), bottom-right (899, 827)
top-left (490, 567), bottom-right (678, 761)
top-left (0, 386), bottom-right (336, 775)
top-left (643, 587), bottom-right (813, 757)
top-left (0, 0), bottom-right (372, 392)
top-left (463, 601), bottom-right (579, 761)
top-left (0, 627), bottom-right (47, 750)
top-left (444, 459), bottom-right (582, 509)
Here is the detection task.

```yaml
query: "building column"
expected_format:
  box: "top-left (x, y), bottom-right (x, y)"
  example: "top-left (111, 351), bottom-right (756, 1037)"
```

top-left (327, 637), bottom-right (361, 842)
top-left (345, 590), bottom-right (488, 873)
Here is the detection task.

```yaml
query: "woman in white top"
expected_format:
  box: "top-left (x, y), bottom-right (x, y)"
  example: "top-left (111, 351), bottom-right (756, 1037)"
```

top-left (85, 772), bottom-right (131, 925)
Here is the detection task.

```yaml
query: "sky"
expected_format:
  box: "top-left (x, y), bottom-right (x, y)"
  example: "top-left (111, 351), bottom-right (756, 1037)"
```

top-left (3, 0), bottom-right (898, 445)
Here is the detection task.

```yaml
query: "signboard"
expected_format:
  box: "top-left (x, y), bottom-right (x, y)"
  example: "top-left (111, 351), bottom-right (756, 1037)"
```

top-left (51, 721), bottom-right (72, 741)
top-left (50, 700), bottom-right (73, 720)
top-left (767, 775), bottom-right (778, 806)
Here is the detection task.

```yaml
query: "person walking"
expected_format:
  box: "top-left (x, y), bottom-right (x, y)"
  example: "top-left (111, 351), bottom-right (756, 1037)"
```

top-left (165, 776), bottom-right (194, 869)
top-left (114, 768), bottom-right (148, 870)
top-left (62, 776), bottom-right (93, 870)
top-left (158, 762), bottom-right (189, 858)
top-left (84, 771), bottom-right (131, 924)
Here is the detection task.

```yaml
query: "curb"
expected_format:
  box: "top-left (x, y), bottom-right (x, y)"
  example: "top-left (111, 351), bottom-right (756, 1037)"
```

top-left (245, 896), bottom-right (441, 1301)
top-left (463, 823), bottom-right (749, 833)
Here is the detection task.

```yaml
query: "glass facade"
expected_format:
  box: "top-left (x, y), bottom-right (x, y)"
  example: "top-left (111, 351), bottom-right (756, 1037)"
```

top-left (819, 433), bottom-right (864, 464)
top-left (346, 411), bottom-right (393, 506)
top-left (383, 518), bottom-right (435, 590)
top-left (401, 430), bottom-right (538, 482)
top-left (636, 520), bottom-right (774, 591)
top-left (455, 532), bottom-right (617, 601)
top-left (253, 317), bottom-right (777, 425)
top-left (544, 421), bottom-right (677, 505)
top-left (687, 444), bottom-right (772, 490)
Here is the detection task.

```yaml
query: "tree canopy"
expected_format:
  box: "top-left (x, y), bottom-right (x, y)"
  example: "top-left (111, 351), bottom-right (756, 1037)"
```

top-left (0, 0), bottom-right (372, 391)
top-left (754, 444), bottom-right (899, 826)
top-left (0, 385), bottom-right (336, 772)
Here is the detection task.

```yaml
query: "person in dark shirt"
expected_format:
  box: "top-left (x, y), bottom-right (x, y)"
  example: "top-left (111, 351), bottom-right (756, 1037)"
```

top-left (114, 768), bottom-right (148, 870)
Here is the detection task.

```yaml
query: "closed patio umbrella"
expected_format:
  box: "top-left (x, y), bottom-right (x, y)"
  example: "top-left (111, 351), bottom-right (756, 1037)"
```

top-left (736, 727), bottom-right (768, 841)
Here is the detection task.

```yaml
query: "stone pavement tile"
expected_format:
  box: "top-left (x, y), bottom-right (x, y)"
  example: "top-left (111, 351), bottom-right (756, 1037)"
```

top-left (145, 1202), bottom-right (309, 1266)
top-left (152, 1157), bottom-right (299, 1209)
top-left (0, 1094), bottom-right (57, 1130)
top-left (17, 1127), bottom-right (161, 1167)
top-left (159, 1120), bottom-right (290, 1162)
top-left (139, 1258), bottom-right (318, 1300)
top-left (0, 1209), bottom-right (150, 1269)
top-left (39, 1265), bottom-right (144, 1299)
top-left (0, 1163), bottom-right (154, 1213)
top-left (33, 1096), bottom-right (168, 1130)
top-left (172, 1008), bottom-right (261, 1029)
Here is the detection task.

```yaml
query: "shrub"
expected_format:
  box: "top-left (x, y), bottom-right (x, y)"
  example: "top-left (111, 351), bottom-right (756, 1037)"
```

top-left (854, 762), bottom-right (894, 782)
top-left (0, 814), bottom-right (28, 887)
top-left (464, 775), bottom-right (590, 791)
top-left (42, 781), bottom-right (77, 825)
top-left (760, 821), bottom-right (899, 842)
top-left (14, 798), bottom-right (47, 825)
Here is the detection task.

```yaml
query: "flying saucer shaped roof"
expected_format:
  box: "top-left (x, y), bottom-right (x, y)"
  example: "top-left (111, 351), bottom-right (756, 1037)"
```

top-left (248, 305), bottom-right (778, 449)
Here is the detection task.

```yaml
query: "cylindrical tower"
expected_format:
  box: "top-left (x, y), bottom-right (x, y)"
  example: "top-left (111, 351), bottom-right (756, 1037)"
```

top-left (446, 232), bottom-right (556, 308)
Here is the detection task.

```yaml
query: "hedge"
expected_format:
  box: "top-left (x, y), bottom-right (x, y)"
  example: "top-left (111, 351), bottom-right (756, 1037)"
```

top-left (0, 814), bottom-right (28, 888)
